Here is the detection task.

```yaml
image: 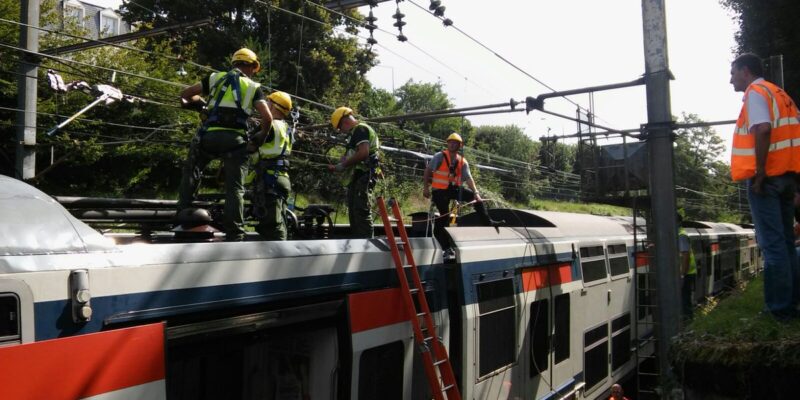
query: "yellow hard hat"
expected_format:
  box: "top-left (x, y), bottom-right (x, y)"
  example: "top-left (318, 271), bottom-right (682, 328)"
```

top-left (267, 91), bottom-right (292, 115)
top-left (331, 106), bottom-right (353, 129)
top-left (446, 132), bottom-right (463, 143)
top-left (231, 48), bottom-right (260, 73)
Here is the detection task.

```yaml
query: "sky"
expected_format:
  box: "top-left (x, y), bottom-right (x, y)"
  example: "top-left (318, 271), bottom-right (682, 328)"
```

top-left (357, 0), bottom-right (741, 154)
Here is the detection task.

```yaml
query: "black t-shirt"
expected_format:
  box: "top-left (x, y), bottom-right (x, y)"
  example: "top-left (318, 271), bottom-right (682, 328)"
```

top-left (346, 125), bottom-right (371, 151)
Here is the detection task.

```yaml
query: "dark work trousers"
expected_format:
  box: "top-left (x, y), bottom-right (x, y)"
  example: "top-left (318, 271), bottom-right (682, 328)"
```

top-left (177, 129), bottom-right (248, 240)
top-left (431, 186), bottom-right (491, 248)
top-left (254, 175), bottom-right (291, 241)
top-left (347, 171), bottom-right (374, 239)
top-left (681, 273), bottom-right (696, 319)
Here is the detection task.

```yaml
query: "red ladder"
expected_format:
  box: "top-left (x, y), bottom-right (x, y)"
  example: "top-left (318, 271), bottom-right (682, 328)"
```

top-left (376, 197), bottom-right (461, 400)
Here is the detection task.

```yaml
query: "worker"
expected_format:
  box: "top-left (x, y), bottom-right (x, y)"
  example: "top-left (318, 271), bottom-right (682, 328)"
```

top-left (729, 53), bottom-right (800, 320)
top-left (327, 107), bottom-right (381, 238)
top-left (422, 132), bottom-right (501, 252)
top-left (176, 48), bottom-right (272, 242)
top-left (608, 384), bottom-right (629, 400)
top-left (247, 91), bottom-right (293, 240)
top-left (678, 213), bottom-right (697, 320)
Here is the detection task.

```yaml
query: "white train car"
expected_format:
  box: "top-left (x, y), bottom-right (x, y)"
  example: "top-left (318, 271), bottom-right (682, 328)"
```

top-left (0, 175), bottom-right (757, 400)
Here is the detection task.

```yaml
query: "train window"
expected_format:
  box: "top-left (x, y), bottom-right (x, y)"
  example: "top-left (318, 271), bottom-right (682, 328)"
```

top-left (581, 259), bottom-right (607, 283)
top-left (477, 279), bottom-right (516, 377)
top-left (580, 246), bottom-right (604, 258)
top-left (583, 324), bottom-right (609, 391)
top-left (608, 256), bottom-right (630, 276)
top-left (608, 244), bottom-right (627, 255)
top-left (359, 341), bottom-right (404, 400)
top-left (553, 293), bottom-right (570, 364)
top-left (529, 299), bottom-right (549, 377)
top-left (611, 313), bottom-right (631, 371)
top-left (0, 294), bottom-right (20, 343)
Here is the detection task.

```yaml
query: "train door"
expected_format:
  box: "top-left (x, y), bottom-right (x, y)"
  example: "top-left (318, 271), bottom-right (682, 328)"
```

top-left (576, 242), bottom-right (611, 397)
top-left (347, 288), bottom-right (414, 400)
top-left (606, 243), bottom-right (634, 380)
top-left (523, 262), bottom-right (577, 399)
top-left (710, 240), bottom-right (723, 294)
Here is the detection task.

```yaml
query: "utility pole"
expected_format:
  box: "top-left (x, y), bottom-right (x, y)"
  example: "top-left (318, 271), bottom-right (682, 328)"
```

top-left (15, 0), bottom-right (39, 180)
top-left (641, 0), bottom-right (681, 397)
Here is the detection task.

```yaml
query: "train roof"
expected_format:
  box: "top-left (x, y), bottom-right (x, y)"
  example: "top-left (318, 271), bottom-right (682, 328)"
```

top-left (0, 175), bottom-right (115, 257)
top-left (460, 209), bottom-right (635, 237)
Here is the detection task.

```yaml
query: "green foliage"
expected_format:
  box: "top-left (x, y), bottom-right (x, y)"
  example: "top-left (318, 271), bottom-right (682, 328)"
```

top-left (119, 0), bottom-right (376, 109)
top-left (673, 113), bottom-right (739, 221)
top-left (672, 276), bottom-right (800, 367)
top-left (394, 79), bottom-right (470, 141)
top-left (472, 124), bottom-right (538, 202)
top-left (721, 0), bottom-right (800, 101)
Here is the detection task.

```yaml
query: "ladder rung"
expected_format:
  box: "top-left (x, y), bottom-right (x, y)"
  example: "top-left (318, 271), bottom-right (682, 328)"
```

top-left (433, 358), bottom-right (447, 366)
top-left (403, 264), bottom-right (413, 269)
top-left (638, 372), bottom-right (660, 377)
top-left (409, 288), bottom-right (420, 294)
top-left (442, 384), bottom-right (455, 392)
top-left (417, 312), bottom-right (426, 317)
top-left (395, 240), bottom-right (406, 246)
top-left (423, 336), bottom-right (434, 342)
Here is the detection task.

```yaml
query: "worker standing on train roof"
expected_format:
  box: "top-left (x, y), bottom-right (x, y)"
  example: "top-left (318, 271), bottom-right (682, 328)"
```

top-left (423, 132), bottom-right (501, 252)
top-left (177, 48), bottom-right (273, 241)
top-left (246, 91), bottom-right (293, 240)
top-left (677, 213), bottom-right (697, 320)
top-left (327, 107), bottom-right (381, 238)
top-left (729, 53), bottom-right (800, 320)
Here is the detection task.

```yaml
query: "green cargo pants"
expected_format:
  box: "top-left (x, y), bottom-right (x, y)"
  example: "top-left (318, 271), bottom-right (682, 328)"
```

top-left (347, 172), bottom-right (373, 239)
top-left (177, 129), bottom-right (248, 240)
top-left (254, 175), bottom-right (291, 241)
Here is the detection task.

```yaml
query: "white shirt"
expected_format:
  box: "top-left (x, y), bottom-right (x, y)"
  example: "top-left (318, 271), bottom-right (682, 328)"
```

top-left (745, 78), bottom-right (771, 129)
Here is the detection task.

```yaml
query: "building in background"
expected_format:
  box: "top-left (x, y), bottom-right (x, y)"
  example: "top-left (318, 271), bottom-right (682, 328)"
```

top-left (60, 0), bottom-right (130, 38)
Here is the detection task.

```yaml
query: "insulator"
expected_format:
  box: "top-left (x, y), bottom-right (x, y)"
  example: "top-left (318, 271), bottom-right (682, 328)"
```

top-left (393, 20), bottom-right (406, 28)
top-left (367, 0), bottom-right (379, 6)
top-left (393, 11), bottom-right (405, 20)
top-left (434, 5), bottom-right (446, 17)
top-left (367, 37), bottom-right (378, 45)
top-left (428, 0), bottom-right (441, 10)
top-left (365, 23), bottom-right (377, 31)
top-left (442, 18), bottom-right (453, 26)
top-left (365, 11), bottom-right (378, 23)
top-left (397, 34), bottom-right (407, 42)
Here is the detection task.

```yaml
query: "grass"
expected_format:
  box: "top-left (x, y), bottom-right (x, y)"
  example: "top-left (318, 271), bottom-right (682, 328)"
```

top-left (672, 275), bottom-right (800, 367)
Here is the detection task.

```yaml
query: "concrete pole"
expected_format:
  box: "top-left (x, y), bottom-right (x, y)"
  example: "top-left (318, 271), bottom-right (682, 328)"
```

top-left (16, 0), bottom-right (39, 180)
top-left (641, 0), bottom-right (681, 396)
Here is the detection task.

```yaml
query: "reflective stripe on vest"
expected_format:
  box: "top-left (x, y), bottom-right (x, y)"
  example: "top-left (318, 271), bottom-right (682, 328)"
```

top-left (678, 228), bottom-right (697, 275)
top-left (248, 120), bottom-right (291, 178)
top-left (730, 80), bottom-right (800, 181)
top-left (206, 71), bottom-right (260, 132)
top-left (431, 151), bottom-right (464, 190)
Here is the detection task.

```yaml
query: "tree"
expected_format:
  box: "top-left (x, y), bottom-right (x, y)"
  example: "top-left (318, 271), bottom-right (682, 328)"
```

top-left (673, 113), bottom-right (734, 220)
top-left (394, 79), bottom-right (468, 142)
top-left (119, 0), bottom-right (377, 109)
top-left (721, 0), bottom-right (800, 101)
top-left (472, 125), bottom-right (538, 203)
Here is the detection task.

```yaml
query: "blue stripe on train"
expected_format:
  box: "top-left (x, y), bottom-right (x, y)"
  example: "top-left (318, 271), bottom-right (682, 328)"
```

top-left (34, 268), bottom-right (403, 340)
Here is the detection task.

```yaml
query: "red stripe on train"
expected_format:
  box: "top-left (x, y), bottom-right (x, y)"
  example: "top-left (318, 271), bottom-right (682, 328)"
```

top-left (522, 263), bottom-right (572, 291)
top-left (711, 243), bottom-right (720, 252)
top-left (0, 322), bottom-right (165, 400)
top-left (349, 288), bottom-right (410, 333)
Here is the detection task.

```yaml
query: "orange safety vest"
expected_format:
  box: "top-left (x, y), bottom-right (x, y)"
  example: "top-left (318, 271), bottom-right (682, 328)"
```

top-left (431, 151), bottom-right (464, 190)
top-left (731, 80), bottom-right (800, 181)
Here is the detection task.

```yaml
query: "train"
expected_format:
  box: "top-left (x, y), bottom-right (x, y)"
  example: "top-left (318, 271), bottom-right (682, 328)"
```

top-left (0, 174), bottom-right (759, 400)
